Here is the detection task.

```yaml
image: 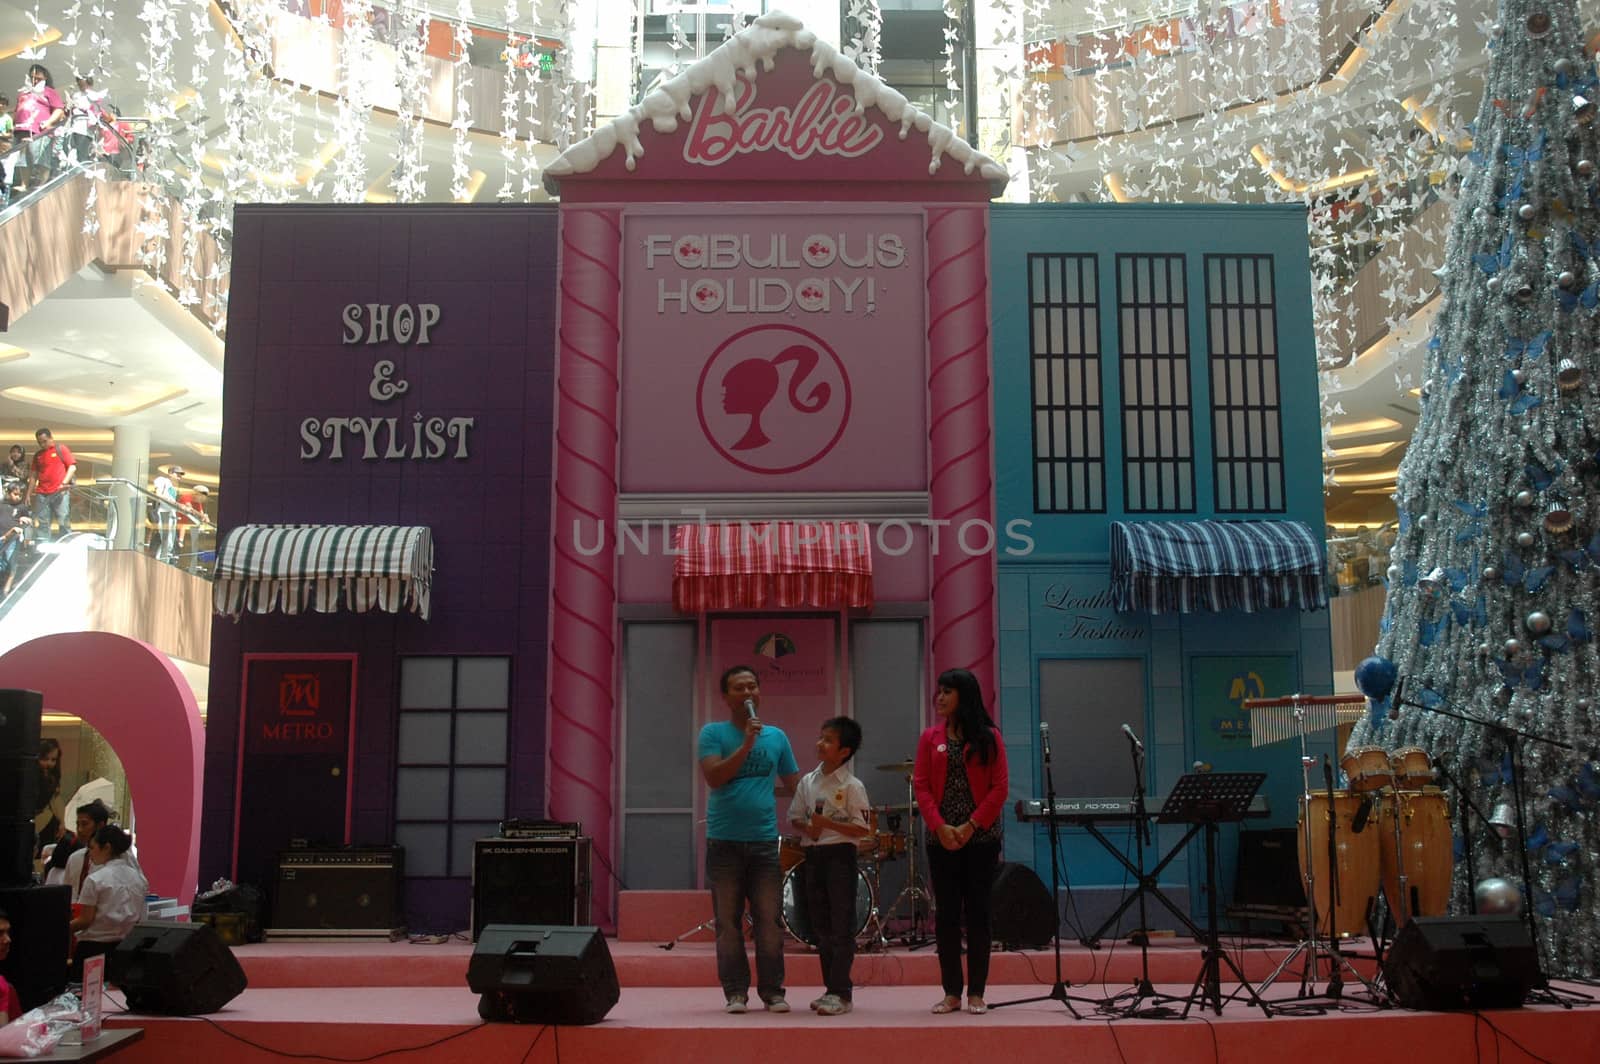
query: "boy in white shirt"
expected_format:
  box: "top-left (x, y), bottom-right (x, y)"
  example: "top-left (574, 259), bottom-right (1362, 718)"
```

top-left (787, 716), bottom-right (871, 1016)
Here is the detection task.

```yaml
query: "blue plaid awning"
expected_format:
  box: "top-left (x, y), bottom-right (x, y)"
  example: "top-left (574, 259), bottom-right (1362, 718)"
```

top-left (1109, 520), bottom-right (1327, 614)
top-left (213, 525), bottom-right (433, 620)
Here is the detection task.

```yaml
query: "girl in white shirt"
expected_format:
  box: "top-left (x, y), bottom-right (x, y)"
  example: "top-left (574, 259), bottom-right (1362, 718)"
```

top-left (68, 824), bottom-right (147, 981)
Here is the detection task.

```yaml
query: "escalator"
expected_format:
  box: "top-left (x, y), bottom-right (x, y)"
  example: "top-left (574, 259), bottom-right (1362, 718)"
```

top-left (0, 532), bottom-right (107, 657)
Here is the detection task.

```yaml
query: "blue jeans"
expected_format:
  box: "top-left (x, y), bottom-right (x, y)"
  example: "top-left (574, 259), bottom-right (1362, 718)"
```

top-left (33, 489), bottom-right (69, 542)
top-left (0, 535), bottom-right (17, 576)
top-left (706, 838), bottom-right (785, 1001)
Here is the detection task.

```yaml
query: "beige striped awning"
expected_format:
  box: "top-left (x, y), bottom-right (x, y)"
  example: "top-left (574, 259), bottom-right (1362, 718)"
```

top-left (213, 525), bottom-right (433, 620)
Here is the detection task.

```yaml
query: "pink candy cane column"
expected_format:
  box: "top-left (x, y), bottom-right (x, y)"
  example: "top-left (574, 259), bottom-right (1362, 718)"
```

top-left (926, 205), bottom-right (998, 712)
top-left (547, 208), bottom-right (623, 929)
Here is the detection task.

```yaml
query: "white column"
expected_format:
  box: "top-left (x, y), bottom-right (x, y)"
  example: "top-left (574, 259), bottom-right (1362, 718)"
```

top-left (110, 425), bottom-right (151, 551)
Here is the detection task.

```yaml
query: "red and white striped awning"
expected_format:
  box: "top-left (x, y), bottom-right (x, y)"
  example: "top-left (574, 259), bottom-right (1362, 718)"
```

top-left (671, 520), bottom-right (874, 612)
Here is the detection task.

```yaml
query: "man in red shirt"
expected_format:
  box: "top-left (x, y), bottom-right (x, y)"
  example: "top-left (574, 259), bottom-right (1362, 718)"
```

top-left (28, 427), bottom-right (74, 543)
top-left (0, 907), bottom-right (20, 1023)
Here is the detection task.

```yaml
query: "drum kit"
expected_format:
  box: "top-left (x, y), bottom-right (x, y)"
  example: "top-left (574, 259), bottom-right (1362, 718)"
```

top-left (779, 757), bottom-right (934, 950)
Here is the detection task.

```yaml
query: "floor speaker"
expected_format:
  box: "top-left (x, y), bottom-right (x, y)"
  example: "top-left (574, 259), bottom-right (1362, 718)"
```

top-left (472, 838), bottom-right (591, 940)
top-left (0, 820), bottom-right (35, 888)
top-left (467, 925), bottom-right (619, 1025)
top-left (1383, 915), bottom-right (1538, 1011)
top-left (109, 921), bottom-right (249, 1015)
top-left (0, 884), bottom-right (70, 1010)
top-left (991, 862), bottom-right (1057, 950)
top-left (0, 690), bottom-right (41, 754)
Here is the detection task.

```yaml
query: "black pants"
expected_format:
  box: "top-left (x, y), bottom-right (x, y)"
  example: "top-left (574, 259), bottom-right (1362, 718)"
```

top-left (926, 839), bottom-right (1000, 998)
top-left (801, 843), bottom-right (858, 1000)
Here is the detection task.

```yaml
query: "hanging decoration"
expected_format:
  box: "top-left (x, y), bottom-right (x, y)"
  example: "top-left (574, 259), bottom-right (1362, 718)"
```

top-left (392, 0), bottom-right (431, 203)
top-left (450, 0), bottom-right (475, 201)
top-left (842, 0), bottom-right (884, 77)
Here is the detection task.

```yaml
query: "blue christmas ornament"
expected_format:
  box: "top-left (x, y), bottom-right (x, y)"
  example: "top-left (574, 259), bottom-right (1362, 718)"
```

top-left (1354, 656), bottom-right (1398, 700)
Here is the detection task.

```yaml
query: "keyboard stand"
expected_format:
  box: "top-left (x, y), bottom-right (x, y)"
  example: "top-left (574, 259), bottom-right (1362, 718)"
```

top-left (1078, 819), bottom-right (1206, 947)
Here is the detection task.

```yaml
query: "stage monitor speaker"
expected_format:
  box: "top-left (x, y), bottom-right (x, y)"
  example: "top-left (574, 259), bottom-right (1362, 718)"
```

top-left (271, 847), bottom-right (403, 936)
top-left (0, 884), bottom-right (70, 1010)
top-left (0, 690), bottom-right (42, 755)
top-left (472, 837), bottom-right (591, 940)
top-left (1383, 915), bottom-right (1538, 1011)
top-left (468, 924), bottom-right (618, 1026)
top-left (991, 861), bottom-right (1057, 950)
top-left (108, 920), bottom-right (249, 1015)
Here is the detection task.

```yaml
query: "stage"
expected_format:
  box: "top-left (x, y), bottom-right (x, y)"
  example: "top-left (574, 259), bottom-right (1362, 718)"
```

top-left (98, 928), bottom-right (1597, 1062)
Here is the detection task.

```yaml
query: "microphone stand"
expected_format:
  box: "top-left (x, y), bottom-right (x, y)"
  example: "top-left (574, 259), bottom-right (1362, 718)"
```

top-left (990, 727), bottom-right (1096, 1017)
top-left (1397, 692), bottom-right (1595, 1006)
top-left (1426, 756), bottom-right (1488, 914)
top-left (1102, 735), bottom-right (1157, 1014)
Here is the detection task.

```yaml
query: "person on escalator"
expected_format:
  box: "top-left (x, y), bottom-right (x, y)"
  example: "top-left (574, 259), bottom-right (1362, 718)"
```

top-left (0, 96), bottom-right (14, 206)
top-left (0, 481), bottom-right (32, 594)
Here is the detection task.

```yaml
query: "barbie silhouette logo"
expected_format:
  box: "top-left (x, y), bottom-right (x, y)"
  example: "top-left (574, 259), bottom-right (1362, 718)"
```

top-left (697, 323), bottom-right (851, 475)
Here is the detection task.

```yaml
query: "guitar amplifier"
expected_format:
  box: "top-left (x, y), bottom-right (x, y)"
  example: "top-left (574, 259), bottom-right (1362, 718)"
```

top-left (472, 837), bottom-right (591, 941)
top-left (269, 846), bottom-right (404, 939)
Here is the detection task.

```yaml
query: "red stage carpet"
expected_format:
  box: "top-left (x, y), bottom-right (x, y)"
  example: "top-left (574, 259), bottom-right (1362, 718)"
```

top-left (101, 937), bottom-right (1597, 1063)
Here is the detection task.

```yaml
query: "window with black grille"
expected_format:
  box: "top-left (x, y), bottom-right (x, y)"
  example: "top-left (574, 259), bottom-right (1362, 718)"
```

top-left (393, 657), bottom-right (511, 881)
top-left (1117, 254), bottom-right (1194, 512)
top-left (1027, 253), bottom-right (1104, 512)
top-left (1205, 255), bottom-right (1285, 512)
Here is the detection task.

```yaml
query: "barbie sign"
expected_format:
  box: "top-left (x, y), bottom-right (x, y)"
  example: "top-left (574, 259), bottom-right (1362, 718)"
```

top-left (697, 323), bottom-right (850, 474)
top-left (683, 78), bottom-right (884, 166)
top-left (620, 208), bottom-right (926, 492)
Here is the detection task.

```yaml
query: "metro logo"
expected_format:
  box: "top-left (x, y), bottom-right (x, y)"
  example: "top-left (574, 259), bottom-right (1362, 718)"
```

top-left (684, 77), bottom-right (884, 167)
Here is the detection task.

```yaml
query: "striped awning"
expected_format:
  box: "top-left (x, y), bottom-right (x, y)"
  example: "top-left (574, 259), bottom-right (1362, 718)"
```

top-left (672, 520), bottom-right (873, 612)
top-left (213, 525), bottom-right (434, 620)
top-left (1109, 520), bottom-right (1326, 615)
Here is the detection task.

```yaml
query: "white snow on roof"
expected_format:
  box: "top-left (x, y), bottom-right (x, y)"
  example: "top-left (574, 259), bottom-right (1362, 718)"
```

top-left (544, 11), bottom-right (1009, 192)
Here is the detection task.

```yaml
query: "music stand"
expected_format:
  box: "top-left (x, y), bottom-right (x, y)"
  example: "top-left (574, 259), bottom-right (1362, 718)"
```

top-left (1150, 771), bottom-right (1273, 1018)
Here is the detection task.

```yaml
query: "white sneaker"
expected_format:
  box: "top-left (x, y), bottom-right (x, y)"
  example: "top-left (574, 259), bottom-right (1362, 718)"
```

top-left (809, 995), bottom-right (829, 1011)
top-left (724, 995), bottom-right (748, 1014)
top-left (816, 994), bottom-right (853, 1015)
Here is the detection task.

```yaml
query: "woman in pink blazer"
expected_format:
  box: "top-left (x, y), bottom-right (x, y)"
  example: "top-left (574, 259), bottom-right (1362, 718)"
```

top-left (913, 667), bottom-right (1008, 1015)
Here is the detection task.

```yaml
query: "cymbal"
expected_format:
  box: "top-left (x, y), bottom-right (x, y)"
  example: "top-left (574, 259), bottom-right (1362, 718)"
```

top-left (873, 803), bottom-right (917, 817)
top-left (875, 759), bottom-right (915, 772)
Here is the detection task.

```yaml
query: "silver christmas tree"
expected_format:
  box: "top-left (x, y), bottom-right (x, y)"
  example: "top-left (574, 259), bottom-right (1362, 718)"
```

top-left (1348, 0), bottom-right (1600, 978)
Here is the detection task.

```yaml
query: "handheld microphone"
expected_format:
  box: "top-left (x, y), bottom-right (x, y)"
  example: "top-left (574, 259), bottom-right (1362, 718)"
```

top-left (814, 799), bottom-right (825, 817)
top-left (1039, 721), bottom-right (1052, 763)
top-left (1388, 676), bottom-right (1406, 720)
top-left (744, 697), bottom-right (759, 723)
top-left (1121, 723), bottom-right (1144, 752)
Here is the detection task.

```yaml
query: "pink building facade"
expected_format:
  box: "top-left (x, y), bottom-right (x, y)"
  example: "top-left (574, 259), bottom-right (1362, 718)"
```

top-left (544, 14), bottom-right (1004, 922)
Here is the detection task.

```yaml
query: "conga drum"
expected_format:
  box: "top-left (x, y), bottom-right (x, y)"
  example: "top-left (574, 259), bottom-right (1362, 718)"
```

top-left (1298, 790), bottom-right (1380, 937)
top-left (1390, 747), bottom-right (1435, 789)
top-left (1340, 746), bottom-right (1393, 792)
top-left (1378, 790), bottom-right (1453, 924)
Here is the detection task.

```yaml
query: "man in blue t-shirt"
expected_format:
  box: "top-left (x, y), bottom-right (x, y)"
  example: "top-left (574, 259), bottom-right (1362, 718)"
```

top-left (698, 664), bottom-right (799, 1015)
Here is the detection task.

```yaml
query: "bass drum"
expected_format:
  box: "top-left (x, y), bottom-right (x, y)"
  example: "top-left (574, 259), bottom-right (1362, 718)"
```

top-left (781, 866), bottom-right (874, 946)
